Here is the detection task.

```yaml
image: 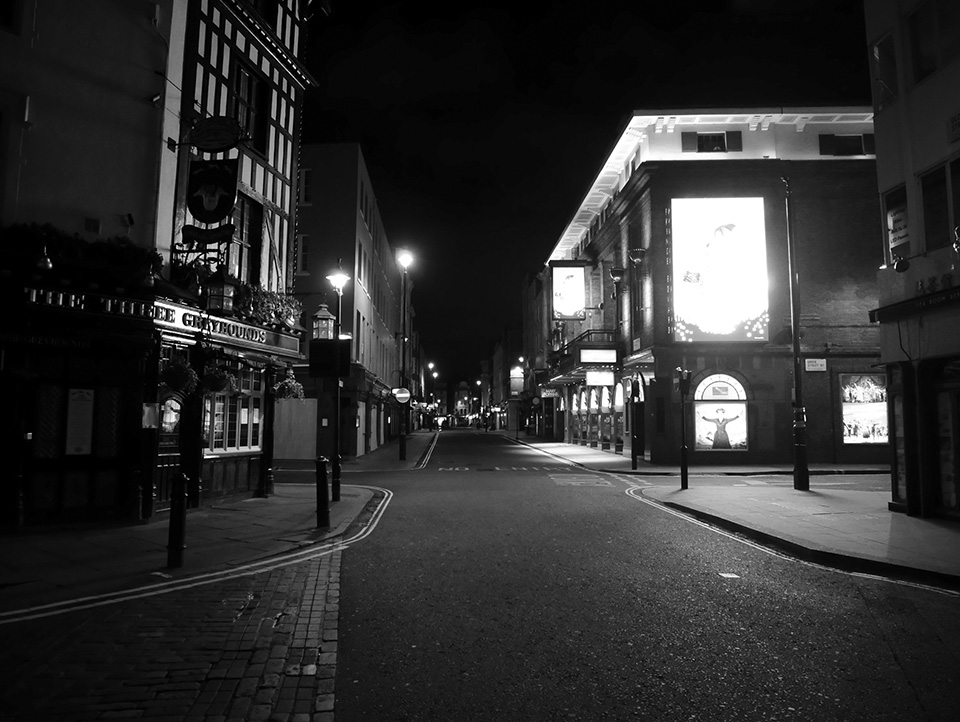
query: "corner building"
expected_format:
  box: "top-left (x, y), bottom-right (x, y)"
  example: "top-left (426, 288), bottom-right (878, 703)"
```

top-left (864, 1), bottom-right (960, 520)
top-left (534, 108), bottom-right (887, 467)
top-left (0, 0), bottom-right (313, 527)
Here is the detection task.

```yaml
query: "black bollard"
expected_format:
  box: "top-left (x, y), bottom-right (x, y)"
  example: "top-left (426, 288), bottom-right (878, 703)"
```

top-left (316, 455), bottom-right (330, 528)
top-left (167, 472), bottom-right (188, 568)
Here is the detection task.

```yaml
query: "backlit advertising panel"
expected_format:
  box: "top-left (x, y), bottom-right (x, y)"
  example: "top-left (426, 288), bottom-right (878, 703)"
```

top-left (551, 263), bottom-right (586, 320)
top-left (840, 374), bottom-right (888, 444)
top-left (671, 198), bottom-right (769, 342)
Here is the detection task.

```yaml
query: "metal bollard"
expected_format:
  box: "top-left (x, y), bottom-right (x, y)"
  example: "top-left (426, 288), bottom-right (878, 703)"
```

top-left (316, 456), bottom-right (330, 528)
top-left (167, 472), bottom-right (188, 568)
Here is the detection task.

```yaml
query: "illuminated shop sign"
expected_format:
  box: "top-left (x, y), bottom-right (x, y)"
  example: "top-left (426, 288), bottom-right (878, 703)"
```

top-left (580, 348), bottom-right (617, 364)
top-left (585, 370), bottom-right (614, 386)
top-left (551, 263), bottom-right (587, 320)
top-left (671, 198), bottom-right (769, 342)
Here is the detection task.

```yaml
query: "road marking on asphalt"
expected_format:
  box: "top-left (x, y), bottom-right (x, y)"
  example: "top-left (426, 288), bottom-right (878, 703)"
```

top-left (0, 484), bottom-right (394, 625)
top-left (549, 473), bottom-right (613, 487)
top-left (719, 573), bottom-right (740, 579)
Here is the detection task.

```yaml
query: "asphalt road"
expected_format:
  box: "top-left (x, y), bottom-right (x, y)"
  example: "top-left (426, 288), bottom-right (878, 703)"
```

top-left (335, 430), bottom-right (960, 721)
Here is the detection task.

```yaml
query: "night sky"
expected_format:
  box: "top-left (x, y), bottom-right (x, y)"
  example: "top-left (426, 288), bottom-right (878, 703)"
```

top-left (300, 0), bottom-right (872, 384)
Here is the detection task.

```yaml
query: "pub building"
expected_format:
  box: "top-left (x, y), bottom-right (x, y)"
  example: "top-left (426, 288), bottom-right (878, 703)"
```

top-left (0, 0), bottom-right (314, 528)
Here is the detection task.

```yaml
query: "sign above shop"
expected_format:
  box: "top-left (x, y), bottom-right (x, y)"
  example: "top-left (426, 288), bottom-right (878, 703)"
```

top-left (188, 116), bottom-right (243, 153)
top-left (580, 348), bottom-right (617, 364)
top-left (805, 358), bottom-right (827, 372)
top-left (153, 299), bottom-right (299, 355)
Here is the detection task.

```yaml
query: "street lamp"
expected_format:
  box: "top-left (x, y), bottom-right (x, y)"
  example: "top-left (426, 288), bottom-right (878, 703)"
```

top-left (782, 177), bottom-right (810, 491)
top-left (326, 262), bottom-right (350, 501)
top-left (676, 367), bottom-right (692, 490)
top-left (398, 249), bottom-right (413, 460)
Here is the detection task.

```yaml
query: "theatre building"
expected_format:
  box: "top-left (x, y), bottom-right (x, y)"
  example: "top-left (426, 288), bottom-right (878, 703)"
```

top-left (0, 0), bottom-right (313, 527)
top-left (533, 108), bottom-right (888, 468)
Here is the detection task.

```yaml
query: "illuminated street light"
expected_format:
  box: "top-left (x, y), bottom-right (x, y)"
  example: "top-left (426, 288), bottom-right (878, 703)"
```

top-left (326, 261), bottom-right (350, 501)
top-left (398, 249), bottom-right (413, 460)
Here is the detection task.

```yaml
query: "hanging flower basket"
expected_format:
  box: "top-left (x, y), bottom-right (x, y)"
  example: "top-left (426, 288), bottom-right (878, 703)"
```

top-left (202, 365), bottom-right (237, 394)
top-left (160, 359), bottom-right (198, 396)
top-left (273, 370), bottom-right (305, 401)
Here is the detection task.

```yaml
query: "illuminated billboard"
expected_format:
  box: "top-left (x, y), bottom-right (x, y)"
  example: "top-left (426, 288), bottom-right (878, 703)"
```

top-left (840, 374), bottom-right (888, 444)
top-left (551, 264), bottom-right (586, 320)
top-left (671, 198), bottom-right (769, 342)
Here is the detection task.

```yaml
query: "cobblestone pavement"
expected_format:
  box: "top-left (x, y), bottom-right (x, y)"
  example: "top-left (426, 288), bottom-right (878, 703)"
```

top-left (1, 551), bottom-right (342, 721)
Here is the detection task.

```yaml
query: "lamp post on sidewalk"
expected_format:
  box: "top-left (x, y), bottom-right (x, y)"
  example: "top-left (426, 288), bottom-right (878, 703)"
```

top-left (676, 367), bottom-right (692, 490)
top-left (782, 177), bottom-right (810, 492)
top-left (327, 262), bottom-right (350, 502)
top-left (397, 249), bottom-right (413, 461)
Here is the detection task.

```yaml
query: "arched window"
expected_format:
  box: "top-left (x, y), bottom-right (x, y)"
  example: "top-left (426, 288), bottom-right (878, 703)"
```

top-left (693, 374), bottom-right (748, 451)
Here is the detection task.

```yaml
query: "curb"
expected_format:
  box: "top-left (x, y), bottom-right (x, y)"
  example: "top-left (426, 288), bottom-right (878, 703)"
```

top-left (644, 493), bottom-right (960, 593)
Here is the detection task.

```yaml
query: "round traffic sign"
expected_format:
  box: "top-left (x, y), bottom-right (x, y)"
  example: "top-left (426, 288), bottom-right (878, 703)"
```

top-left (394, 388), bottom-right (411, 403)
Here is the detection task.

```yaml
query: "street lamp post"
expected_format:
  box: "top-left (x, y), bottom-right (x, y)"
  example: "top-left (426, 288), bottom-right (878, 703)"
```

top-left (326, 262), bottom-right (350, 502)
top-left (676, 367), bottom-right (692, 490)
top-left (398, 250), bottom-right (413, 460)
top-left (782, 177), bottom-right (810, 491)
top-left (310, 304), bottom-right (335, 528)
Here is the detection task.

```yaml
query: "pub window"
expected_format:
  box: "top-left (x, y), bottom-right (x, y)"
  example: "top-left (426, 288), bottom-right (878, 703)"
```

top-left (871, 34), bottom-right (898, 111)
top-left (229, 194), bottom-right (263, 284)
top-left (202, 363), bottom-right (264, 453)
top-left (234, 60), bottom-right (270, 154)
top-left (908, 0), bottom-right (960, 84)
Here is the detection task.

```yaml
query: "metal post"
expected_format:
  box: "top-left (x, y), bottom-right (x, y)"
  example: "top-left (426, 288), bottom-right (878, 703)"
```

top-left (332, 290), bottom-right (342, 501)
top-left (677, 368), bottom-right (691, 490)
top-left (782, 177), bottom-right (810, 491)
top-left (316, 455), bottom-right (330, 528)
top-left (399, 269), bottom-right (408, 461)
top-left (167, 472), bottom-right (188, 568)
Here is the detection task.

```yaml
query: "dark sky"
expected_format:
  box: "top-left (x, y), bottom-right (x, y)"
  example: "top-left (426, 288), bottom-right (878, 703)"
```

top-left (300, 0), bottom-right (872, 384)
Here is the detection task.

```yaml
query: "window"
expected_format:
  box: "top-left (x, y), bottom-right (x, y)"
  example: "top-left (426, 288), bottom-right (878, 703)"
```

top-left (818, 134), bottom-right (875, 156)
top-left (234, 61), bottom-right (269, 154)
top-left (299, 168), bottom-right (312, 204)
top-left (296, 234), bottom-right (309, 275)
top-left (871, 34), bottom-right (898, 111)
top-left (921, 165), bottom-right (950, 251)
top-left (908, 0), bottom-right (960, 83)
top-left (0, 1), bottom-right (20, 33)
top-left (202, 364), bottom-right (264, 452)
top-left (251, 0), bottom-right (279, 32)
top-left (229, 194), bottom-right (263, 283)
top-left (884, 185), bottom-right (909, 257)
top-left (694, 374), bottom-right (748, 451)
top-left (917, 158), bottom-right (960, 253)
top-left (681, 131), bottom-right (742, 153)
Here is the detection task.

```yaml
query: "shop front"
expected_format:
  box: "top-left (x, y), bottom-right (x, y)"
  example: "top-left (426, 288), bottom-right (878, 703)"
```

top-left (1, 287), bottom-right (301, 529)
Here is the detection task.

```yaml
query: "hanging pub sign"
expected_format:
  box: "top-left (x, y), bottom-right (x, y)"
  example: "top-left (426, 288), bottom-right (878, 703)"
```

top-left (550, 261), bottom-right (587, 320)
top-left (187, 159), bottom-right (239, 223)
top-left (188, 116), bottom-right (243, 153)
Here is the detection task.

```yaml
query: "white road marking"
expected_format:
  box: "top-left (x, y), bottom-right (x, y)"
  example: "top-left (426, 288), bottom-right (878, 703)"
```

top-left (0, 485), bottom-right (393, 625)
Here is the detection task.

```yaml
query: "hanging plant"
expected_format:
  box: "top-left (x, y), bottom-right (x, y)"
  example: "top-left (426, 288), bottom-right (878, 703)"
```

top-left (273, 369), bottom-right (305, 401)
top-left (160, 358), bottom-right (198, 396)
top-left (202, 364), bottom-right (237, 394)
